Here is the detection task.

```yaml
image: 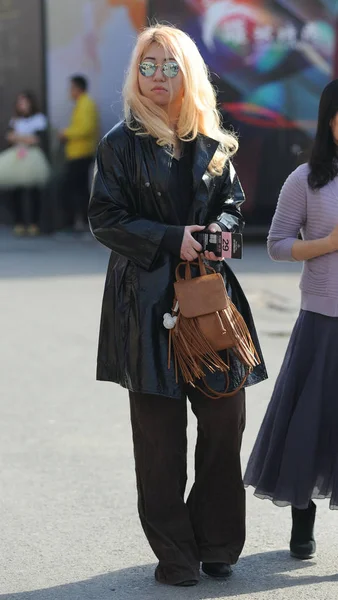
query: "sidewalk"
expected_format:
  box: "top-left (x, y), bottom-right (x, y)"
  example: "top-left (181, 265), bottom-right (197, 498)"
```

top-left (1, 231), bottom-right (338, 600)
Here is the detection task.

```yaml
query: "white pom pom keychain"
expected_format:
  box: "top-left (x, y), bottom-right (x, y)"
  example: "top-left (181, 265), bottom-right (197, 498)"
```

top-left (163, 313), bottom-right (177, 329)
top-left (163, 301), bottom-right (179, 330)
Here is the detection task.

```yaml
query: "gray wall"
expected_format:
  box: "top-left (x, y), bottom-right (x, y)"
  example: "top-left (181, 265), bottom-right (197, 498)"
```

top-left (0, 0), bottom-right (45, 152)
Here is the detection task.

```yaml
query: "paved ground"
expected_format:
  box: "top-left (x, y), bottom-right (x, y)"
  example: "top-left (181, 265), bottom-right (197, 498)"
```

top-left (1, 228), bottom-right (338, 600)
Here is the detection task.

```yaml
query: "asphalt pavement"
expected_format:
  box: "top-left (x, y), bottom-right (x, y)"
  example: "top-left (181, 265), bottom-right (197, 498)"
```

top-left (1, 228), bottom-right (337, 600)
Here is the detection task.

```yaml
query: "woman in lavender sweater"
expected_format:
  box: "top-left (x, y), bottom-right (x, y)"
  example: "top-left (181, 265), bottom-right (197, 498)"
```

top-left (244, 79), bottom-right (338, 559)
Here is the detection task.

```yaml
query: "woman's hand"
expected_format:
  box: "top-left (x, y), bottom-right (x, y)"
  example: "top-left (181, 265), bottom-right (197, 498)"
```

top-left (291, 224), bottom-right (338, 262)
top-left (6, 132), bottom-right (38, 146)
top-left (180, 225), bottom-right (205, 261)
top-left (327, 224), bottom-right (338, 252)
top-left (204, 223), bottom-right (224, 262)
top-left (6, 131), bottom-right (17, 145)
top-left (24, 135), bottom-right (39, 146)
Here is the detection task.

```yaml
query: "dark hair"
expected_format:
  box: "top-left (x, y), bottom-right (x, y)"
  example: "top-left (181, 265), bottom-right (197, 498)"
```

top-left (308, 79), bottom-right (338, 190)
top-left (15, 91), bottom-right (40, 117)
top-left (71, 75), bottom-right (88, 92)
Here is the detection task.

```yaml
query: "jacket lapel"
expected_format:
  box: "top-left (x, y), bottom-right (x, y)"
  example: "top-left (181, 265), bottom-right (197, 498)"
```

top-left (143, 132), bottom-right (219, 194)
top-left (140, 135), bottom-right (172, 188)
top-left (192, 134), bottom-right (219, 195)
top-left (137, 132), bottom-right (219, 225)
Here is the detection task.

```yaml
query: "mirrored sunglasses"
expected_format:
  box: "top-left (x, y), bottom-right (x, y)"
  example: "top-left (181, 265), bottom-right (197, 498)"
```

top-left (139, 61), bottom-right (179, 78)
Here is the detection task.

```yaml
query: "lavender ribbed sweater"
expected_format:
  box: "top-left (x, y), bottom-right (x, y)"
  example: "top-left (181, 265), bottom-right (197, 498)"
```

top-left (268, 163), bottom-right (338, 317)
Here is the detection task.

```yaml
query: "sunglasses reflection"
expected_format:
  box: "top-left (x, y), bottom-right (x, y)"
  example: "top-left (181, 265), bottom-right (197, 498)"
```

top-left (139, 61), bottom-right (179, 78)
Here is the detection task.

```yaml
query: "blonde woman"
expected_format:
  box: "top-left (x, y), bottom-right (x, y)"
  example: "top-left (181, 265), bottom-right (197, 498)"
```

top-left (89, 24), bottom-right (267, 587)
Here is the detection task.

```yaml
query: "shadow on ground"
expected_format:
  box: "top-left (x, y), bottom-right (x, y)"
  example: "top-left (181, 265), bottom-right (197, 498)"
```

top-left (2, 551), bottom-right (337, 600)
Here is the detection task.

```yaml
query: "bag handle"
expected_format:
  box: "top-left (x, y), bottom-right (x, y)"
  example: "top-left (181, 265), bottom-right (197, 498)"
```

top-left (192, 350), bottom-right (251, 399)
top-left (175, 254), bottom-right (214, 282)
top-left (195, 367), bottom-right (250, 399)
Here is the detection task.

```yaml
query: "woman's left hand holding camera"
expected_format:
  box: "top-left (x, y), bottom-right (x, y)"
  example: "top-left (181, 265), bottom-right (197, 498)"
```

top-left (204, 223), bottom-right (224, 262)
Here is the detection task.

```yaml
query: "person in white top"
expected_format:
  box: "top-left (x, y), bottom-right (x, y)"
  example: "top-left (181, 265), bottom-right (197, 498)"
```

top-left (0, 91), bottom-right (50, 236)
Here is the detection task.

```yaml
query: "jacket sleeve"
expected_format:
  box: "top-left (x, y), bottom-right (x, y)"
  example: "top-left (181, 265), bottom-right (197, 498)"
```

top-left (267, 168), bottom-right (307, 262)
top-left (64, 101), bottom-right (97, 140)
top-left (207, 161), bottom-right (245, 232)
top-left (88, 137), bottom-right (169, 271)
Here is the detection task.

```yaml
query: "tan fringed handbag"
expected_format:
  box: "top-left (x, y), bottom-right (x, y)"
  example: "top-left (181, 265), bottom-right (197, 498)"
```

top-left (165, 255), bottom-right (260, 398)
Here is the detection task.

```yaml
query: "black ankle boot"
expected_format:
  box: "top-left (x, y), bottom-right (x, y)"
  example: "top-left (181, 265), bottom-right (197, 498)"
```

top-left (202, 563), bottom-right (232, 579)
top-left (290, 500), bottom-right (316, 559)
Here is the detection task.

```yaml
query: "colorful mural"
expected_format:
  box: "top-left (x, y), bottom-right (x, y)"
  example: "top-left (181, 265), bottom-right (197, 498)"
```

top-left (47, 0), bottom-right (146, 138)
top-left (149, 0), bottom-right (338, 224)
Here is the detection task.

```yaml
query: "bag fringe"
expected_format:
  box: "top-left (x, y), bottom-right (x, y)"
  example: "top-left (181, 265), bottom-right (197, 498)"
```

top-left (170, 313), bottom-right (229, 385)
top-left (220, 305), bottom-right (260, 369)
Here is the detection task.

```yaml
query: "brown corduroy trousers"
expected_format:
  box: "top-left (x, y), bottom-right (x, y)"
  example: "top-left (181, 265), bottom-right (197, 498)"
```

top-left (129, 387), bottom-right (246, 585)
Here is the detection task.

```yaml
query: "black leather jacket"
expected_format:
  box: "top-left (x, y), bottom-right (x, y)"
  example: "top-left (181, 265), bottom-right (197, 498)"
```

top-left (88, 121), bottom-right (267, 398)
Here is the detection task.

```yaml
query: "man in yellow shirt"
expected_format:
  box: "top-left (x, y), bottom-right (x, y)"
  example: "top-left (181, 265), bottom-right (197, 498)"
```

top-left (59, 75), bottom-right (99, 231)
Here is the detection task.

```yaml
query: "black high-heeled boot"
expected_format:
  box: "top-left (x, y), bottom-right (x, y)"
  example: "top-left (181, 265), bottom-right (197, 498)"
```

top-left (290, 500), bottom-right (316, 559)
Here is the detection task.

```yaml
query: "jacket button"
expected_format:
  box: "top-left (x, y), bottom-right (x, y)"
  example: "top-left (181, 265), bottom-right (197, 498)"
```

top-left (157, 192), bottom-right (162, 197)
top-left (207, 143), bottom-right (211, 148)
top-left (145, 182), bottom-right (150, 187)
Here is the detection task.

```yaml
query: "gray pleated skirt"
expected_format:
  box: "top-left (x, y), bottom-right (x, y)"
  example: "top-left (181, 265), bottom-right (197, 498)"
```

top-left (244, 309), bottom-right (338, 510)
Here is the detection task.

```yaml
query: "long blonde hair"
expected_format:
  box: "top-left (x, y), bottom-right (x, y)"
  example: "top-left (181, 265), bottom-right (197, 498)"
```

top-left (123, 24), bottom-right (238, 176)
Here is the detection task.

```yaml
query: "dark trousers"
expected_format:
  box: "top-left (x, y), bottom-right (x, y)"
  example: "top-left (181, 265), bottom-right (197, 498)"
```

top-left (129, 387), bottom-right (246, 585)
top-left (62, 157), bottom-right (93, 228)
top-left (12, 187), bottom-right (40, 226)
